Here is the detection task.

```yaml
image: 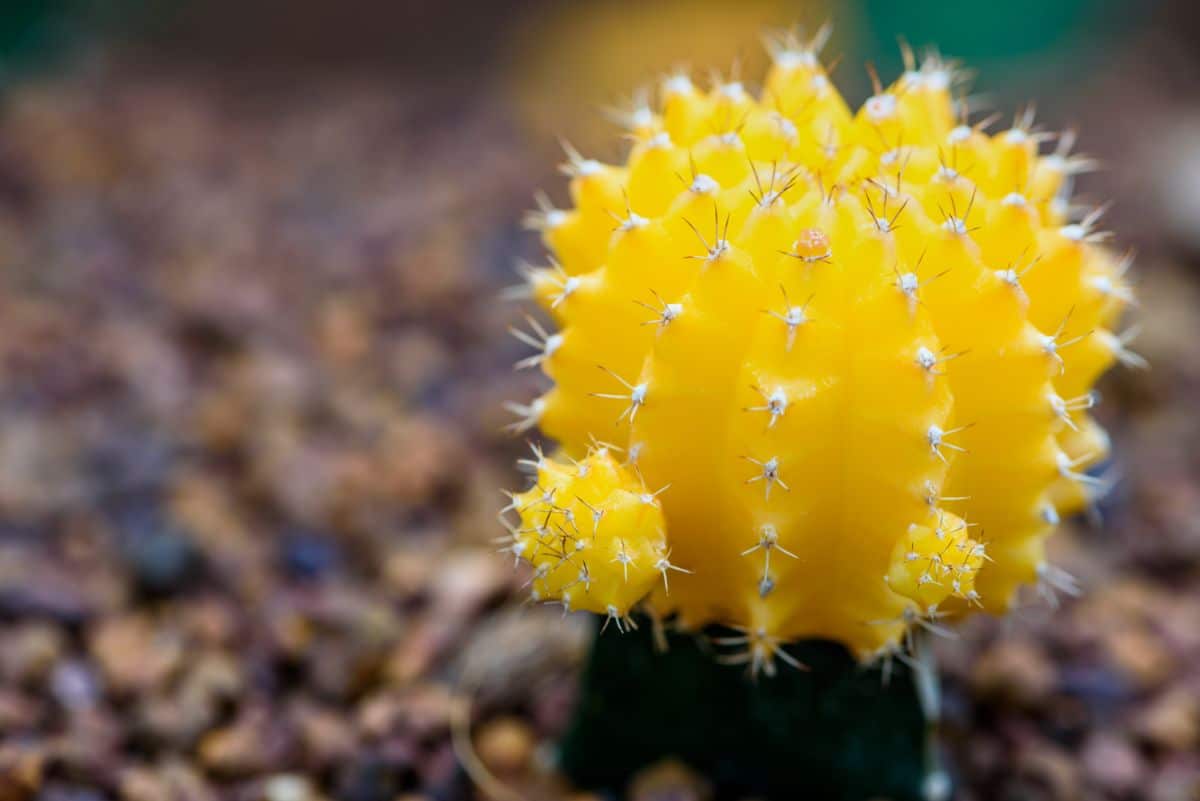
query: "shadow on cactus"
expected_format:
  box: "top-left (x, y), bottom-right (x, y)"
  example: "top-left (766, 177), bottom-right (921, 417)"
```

top-left (496, 22), bottom-right (1139, 801)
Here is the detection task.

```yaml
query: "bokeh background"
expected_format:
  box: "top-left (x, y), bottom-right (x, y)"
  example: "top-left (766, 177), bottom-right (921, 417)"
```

top-left (1, 2), bottom-right (1199, 800)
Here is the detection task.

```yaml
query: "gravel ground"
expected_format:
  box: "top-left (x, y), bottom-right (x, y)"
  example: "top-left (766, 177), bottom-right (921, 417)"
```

top-left (0, 43), bottom-right (1198, 801)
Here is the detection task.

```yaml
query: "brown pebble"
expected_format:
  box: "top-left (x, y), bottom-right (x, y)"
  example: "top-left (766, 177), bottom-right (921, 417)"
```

top-left (178, 597), bottom-right (240, 646)
top-left (182, 651), bottom-right (244, 700)
top-left (52, 707), bottom-right (123, 777)
top-left (970, 641), bottom-right (1056, 708)
top-left (0, 690), bottom-right (43, 731)
top-left (291, 701), bottom-right (356, 768)
top-left (0, 623), bottom-right (65, 687)
top-left (90, 614), bottom-right (184, 694)
top-left (1105, 627), bottom-right (1176, 689)
top-left (191, 391), bottom-right (249, 452)
top-left (357, 692), bottom-right (404, 739)
top-left (198, 706), bottom-right (286, 778)
top-left (474, 717), bottom-right (535, 776)
top-left (381, 549), bottom-right (436, 599)
top-left (386, 550), bottom-right (509, 684)
top-left (199, 724), bottom-right (259, 776)
top-left (1135, 688), bottom-right (1200, 752)
top-left (396, 683), bottom-right (459, 740)
top-left (317, 296), bottom-right (373, 366)
top-left (0, 744), bottom-right (46, 799)
top-left (128, 761), bottom-right (217, 801)
top-left (269, 607), bottom-right (315, 659)
top-left (376, 416), bottom-right (465, 504)
top-left (119, 767), bottom-right (169, 801)
top-left (628, 760), bottom-right (712, 801)
top-left (137, 689), bottom-right (217, 749)
top-left (1016, 739), bottom-right (1080, 801)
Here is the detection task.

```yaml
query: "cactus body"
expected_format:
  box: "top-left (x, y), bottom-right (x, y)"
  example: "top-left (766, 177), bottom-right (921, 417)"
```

top-left (505, 30), bottom-right (1135, 665)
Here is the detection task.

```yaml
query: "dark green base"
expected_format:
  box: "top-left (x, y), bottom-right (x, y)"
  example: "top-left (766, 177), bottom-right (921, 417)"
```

top-left (558, 620), bottom-right (933, 801)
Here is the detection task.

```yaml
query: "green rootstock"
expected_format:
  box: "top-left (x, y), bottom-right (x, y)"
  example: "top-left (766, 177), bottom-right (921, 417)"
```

top-left (558, 620), bottom-right (934, 801)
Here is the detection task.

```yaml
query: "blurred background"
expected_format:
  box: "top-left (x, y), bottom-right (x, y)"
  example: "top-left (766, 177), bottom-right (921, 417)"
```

top-left (1, 2), bottom-right (1199, 800)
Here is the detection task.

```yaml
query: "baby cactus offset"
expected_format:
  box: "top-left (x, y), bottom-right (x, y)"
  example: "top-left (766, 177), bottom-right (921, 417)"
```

top-left (503, 27), bottom-right (1138, 667)
top-left (504, 445), bottom-right (671, 632)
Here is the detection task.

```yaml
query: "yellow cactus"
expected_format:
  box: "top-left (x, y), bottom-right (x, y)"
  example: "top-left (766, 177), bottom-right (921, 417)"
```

top-left (503, 27), bottom-right (1139, 667)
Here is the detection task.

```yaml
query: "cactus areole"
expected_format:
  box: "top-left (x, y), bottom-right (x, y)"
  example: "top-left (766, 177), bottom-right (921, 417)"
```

top-left (503, 27), bottom-right (1135, 673)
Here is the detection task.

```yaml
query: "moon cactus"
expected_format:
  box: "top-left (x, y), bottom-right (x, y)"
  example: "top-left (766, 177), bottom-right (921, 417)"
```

top-left (502, 26), bottom-right (1138, 671)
